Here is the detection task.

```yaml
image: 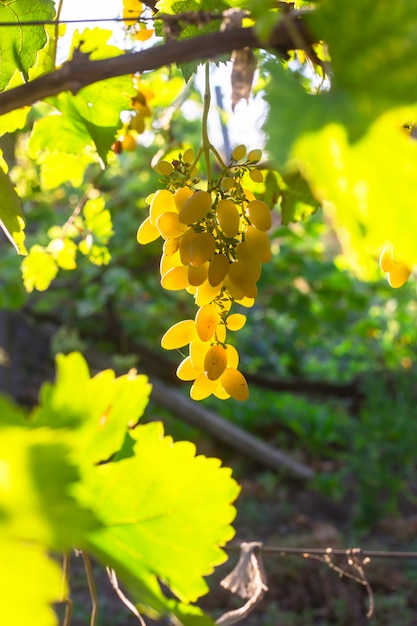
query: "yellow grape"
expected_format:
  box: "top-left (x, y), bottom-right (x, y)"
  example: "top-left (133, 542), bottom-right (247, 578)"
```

top-left (243, 188), bottom-right (256, 203)
top-left (190, 372), bottom-right (218, 401)
top-left (195, 279), bottom-right (222, 306)
top-left (160, 250), bottom-right (181, 276)
top-left (388, 263), bottom-right (412, 288)
top-left (208, 254), bottom-right (230, 286)
top-left (156, 212), bottom-right (188, 239)
top-left (236, 241), bottom-right (262, 280)
top-left (247, 148), bottom-right (262, 163)
top-left (137, 216), bottom-right (160, 244)
top-left (216, 322), bottom-right (227, 343)
top-left (176, 356), bottom-right (200, 381)
top-left (179, 228), bottom-right (197, 265)
top-left (221, 176), bottom-right (235, 191)
top-left (379, 243), bottom-right (395, 272)
top-left (235, 295), bottom-right (255, 308)
top-left (163, 237), bottom-right (180, 257)
top-left (121, 133), bottom-right (137, 151)
top-left (223, 275), bottom-right (245, 301)
top-left (189, 232), bottom-right (216, 266)
top-left (174, 186), bottom-right (194, 211)
top-left (195, 303), bottom-right (219, 341)
top-left (188, 263), bottom-right (208, 287)
top-left (204, 344), bottom-right (228, 380)
top-left (226, 313), bottom-right (246, 331)
top-left (228, 261), bottom-right (258, 298)
top-left (249, 169), bottom-right (264, 183)
top-left (155, 160), bottom-right (174, 176)
top-left (190, 337), bottom-right (211, 370)
top-left (220, 368), bottom-right (249, 401)
top-left (150, 189), bottom-right (176, 225)
top-left (225, 343), bottom-right (239, 368)
top-left (213, 385), bottom-right (231, 400)
top-left (216, 199), bottom-right (240, 238)
top-left (182, 148), bottom-right (194, 164)
top-left (247, 200), bottom-right (272, 231)
top-left (232, 144), bottom-right (246, 161)
top-left (244, 226), bottom-right (271, 263)
top-left (161, 319), bottom-right (197, 350)
top-left (179, 190), bottom-right (212, 225)
top-left (161, 265), bottom-right (189, 291)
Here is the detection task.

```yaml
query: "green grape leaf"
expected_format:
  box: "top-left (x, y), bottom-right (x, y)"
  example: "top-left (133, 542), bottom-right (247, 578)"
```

top-left (81, 421), bottom-right (240, 618)
top-left (28, 29), bottom-right (135, 177)
top-left (21, 245), bottom-right (58, 292)
top-left (264, 61), bottom-right (417, 276)
top-left (0, 0), bottom-right (55, 91)
top-left (277, 170), bottom-right (321, 225)
top-left (32, 352), bottom-right (152, 465)
top-left (0, 168), bottom-right (26, 255)
top-left (0, 541), bottom-right (63, 626)
top-left (0, 425), bottom-right (98, 548)
top-left (309, 0), bottom-right (417, 117)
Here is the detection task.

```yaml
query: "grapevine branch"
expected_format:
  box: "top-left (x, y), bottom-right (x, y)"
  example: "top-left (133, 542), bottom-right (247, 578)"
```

top-left (0, 14), bottom-right (315, 116)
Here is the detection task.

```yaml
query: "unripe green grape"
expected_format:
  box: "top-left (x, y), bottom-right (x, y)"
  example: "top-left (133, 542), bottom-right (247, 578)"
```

top-left (176, 356), bottom-right (200, 381)
top-left (179, 190), bottom-right (212, 225)
top-left (232, 144), bottom-right (246, 161)
top-left (161, 265), bottom-right (189, 291)
top-left (195, 303), bottom-right (219, 341)
top-left (161, 319), bottom-right (197, 350)
top-left (249, 169), bottom-right (264, 183)
top-left (174, 186), bottom-right (194, 211)
top-left (195, 279), bottom-right (222, 306)
top-left (155, 160), bottom-right (174, 176)
top-left (226, 313), bottom-right (246, 331)
top-left (156, 212), bottom-right (188, 239)
top-left (137, 216), bottom-right (160, 245)
top-left (220, 367), bottom-right (249, 401)
top-left (190, 372), bottom-right (218, 401)
top-left (247, 148), bottom-right (262, 163)
top-left (216, 199), bottom-right (240, 238)
top-left (228, 261), bottom-right (258, 298)
top-left (189, 232), bottom-right (216, 266)
top-left (244, 226), bottom-right (271, 263)
top-left (188, 262), bottom-right (208, 287)
top-left (179, 228), bottom-right (197, 265)
top-left (236, 242), bottom-right (262, 280)
top-left (204, 344), bottom-right (228, 380)
top-left (190, 337), bottom-right (211, 370)
top-left (163, 237), bottom-right (180, 257)
top-left (150, 189), bottom-right (176, 225)
top-left (247, 199), bottom-right (272, 231)
top-left (208, 254), bottom-right (230, 287)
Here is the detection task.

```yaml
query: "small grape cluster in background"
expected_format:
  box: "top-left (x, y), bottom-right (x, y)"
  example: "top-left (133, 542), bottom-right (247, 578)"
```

top-left (137, 145), bottom-right (272, 401)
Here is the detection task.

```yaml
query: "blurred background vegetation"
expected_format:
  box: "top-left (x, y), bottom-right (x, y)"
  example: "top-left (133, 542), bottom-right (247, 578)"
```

top-left (1, 64), bottom-right (417, 624)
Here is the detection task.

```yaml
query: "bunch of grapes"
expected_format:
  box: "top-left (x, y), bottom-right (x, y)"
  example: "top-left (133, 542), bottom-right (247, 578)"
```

top-left (137, 144), bottom-right (272, 401)
top-left (379, 243), bottom-right (412, 288)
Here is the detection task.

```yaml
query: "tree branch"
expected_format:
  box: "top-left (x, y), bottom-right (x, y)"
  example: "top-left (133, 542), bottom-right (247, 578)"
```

top-left (0, 14), bottom-right (315, 115)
